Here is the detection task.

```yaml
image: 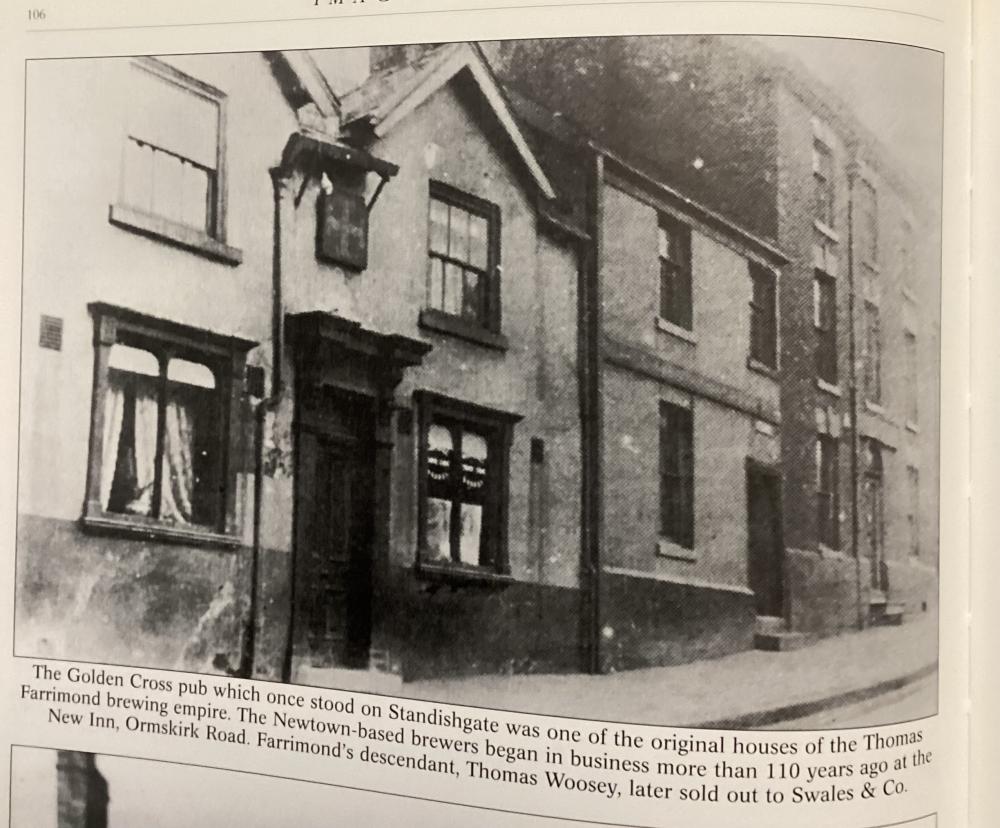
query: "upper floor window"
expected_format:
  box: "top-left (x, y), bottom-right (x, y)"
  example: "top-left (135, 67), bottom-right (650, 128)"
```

top-left (749, 263), bottom-right (778, 369)
top-left (857, 178), bottom-right (879, 265)
top-left (121, 59), bottom-right (226, 239)
top-left (905, 330), bottom-right (919, 425)
top-left (812, 139), bottom-right (835, 229)
top-left (659, 400), bottom-right (694, 550)
top-left (82, 303), bottom-right (255, 543)
top-left (814, 271), bottom-right (838, 386)
top-left (899, 218), bottom-right (915, 291)
top-left (426, 183), bottom-right (500, 333)
top-left (658, 215), bottom-right (693, 330)
top-left (863, 301), bottom-right (882, 405)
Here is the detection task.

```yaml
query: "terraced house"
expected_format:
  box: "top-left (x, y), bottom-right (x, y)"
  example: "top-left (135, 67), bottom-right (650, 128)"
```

top-left (16, 44), bottom-right (585, 685)
top-left (496, 34), bottom-right (940, 645)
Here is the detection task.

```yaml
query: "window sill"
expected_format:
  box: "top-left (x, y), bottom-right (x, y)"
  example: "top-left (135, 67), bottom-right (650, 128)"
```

top-left (813, 220), bottom-right (840, 244)
top-left (109, 204), bottom-right (243, 266)
top-left (902, 287), bottom-right (919, 304)
top-left (80, 513), bottom-right (242, 550)
top-left (816, 378), bottom-right (842, 397)
top-left (418, 308), bottom-right (509, 352)
top-left (864, 400), bottom-right (886, 416)
top-left (414, 560), bottom-right (515, 588)
top-left (861, 259), bottom-right (881, 275)
top-left (747, 357), bottom-right (778, 379)
top-left (906, 421), bottom-right (920, 434)
top-left (655, 316), bottom-right (697, 345)
top-left (656, 537), bottom-right (697, 563)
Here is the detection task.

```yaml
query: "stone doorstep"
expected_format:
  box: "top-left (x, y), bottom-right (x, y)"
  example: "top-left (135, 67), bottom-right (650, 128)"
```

top-left (874, 603), bottom-right (907, 627)
top-left (753, 615), bottom-right (807, 652)
top-left (753, 630), bottom-right (808, 652)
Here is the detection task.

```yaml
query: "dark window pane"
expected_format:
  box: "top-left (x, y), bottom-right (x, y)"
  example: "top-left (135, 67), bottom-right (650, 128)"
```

top-left (658, 217), bottom-right (693, 329)
top-left (750, 264), bottom-right (777, 367)
top-left (659, 402), bottom-right (694, 548)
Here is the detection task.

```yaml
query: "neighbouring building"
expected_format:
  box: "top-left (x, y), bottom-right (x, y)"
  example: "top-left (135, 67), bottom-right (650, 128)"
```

top-left (495, 34), bottom-right (940, 642)
top-left (17, 44), bottom-right (585, 685)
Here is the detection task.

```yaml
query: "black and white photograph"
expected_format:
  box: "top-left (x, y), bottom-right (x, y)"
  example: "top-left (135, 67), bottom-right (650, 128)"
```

top-left (14, 35), bottom-right (941, 729)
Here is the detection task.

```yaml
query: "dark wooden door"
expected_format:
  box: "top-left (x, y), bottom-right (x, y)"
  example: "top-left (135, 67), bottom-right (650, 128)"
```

top-left (296, 418), bottom-right (374, 670)
top-left (747, 468), bottom-right (783, 617)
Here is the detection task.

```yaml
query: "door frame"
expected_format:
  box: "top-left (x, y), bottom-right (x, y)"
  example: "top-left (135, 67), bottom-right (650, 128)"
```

top-left (293, 388), bottom-right (377, 669)
top-left (745, 458), bottom-right (786, 622)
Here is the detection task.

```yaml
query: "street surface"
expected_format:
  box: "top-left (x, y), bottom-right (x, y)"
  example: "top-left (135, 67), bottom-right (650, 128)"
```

top-left (767, 676), bottom-right (937, 729)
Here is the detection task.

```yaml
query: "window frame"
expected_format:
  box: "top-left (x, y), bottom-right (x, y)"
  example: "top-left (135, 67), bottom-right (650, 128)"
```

top-left (814, 269), bottom-right (838, 386)
top-left (907, 465), bottom-right (920, 558)
top-left (904, 330), bottom-right (919, 426)
top-left (815, 434), bottom-right (840, 550)
top-left (863, 301), bottom-right (883, 406)
top-left (857, 177), bottom-right (879, 266)
top-left (862, 439), bottom-right (886, 561)
top-left (109, 57), bottom-right (241, 266)
top-left (658, 214), bottom-right (694, 331)
top-left (414, 390), bottom-right (521, 584)
top-left (422, 181), bottom-right (503, 341)
top-left (749, 262), bottom-right (778, 370)
top-left (82, 302), bottom-right (256, 548)
top-left (658, 400), bottom-right (695, 551)
top-left (812, 139), bottom-right (835, 230)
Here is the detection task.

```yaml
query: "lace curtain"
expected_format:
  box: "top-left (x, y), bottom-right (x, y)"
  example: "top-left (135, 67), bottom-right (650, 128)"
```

top-left (99, 372), bottom-right (198, 525)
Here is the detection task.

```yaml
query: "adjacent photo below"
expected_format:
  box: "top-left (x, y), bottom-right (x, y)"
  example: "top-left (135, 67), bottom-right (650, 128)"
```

top-left (14, 34), bottom-right (941, 729)
top-left (7, 746), bottom-right (591, 827)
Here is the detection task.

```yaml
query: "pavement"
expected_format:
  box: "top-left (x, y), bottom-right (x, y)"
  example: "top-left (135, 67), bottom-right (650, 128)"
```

top-left (405, 611), bottom-right (938, 729)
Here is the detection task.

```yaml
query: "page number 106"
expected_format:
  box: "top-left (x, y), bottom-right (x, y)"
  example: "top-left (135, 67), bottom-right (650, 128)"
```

top-left (27, 8), bottom-right (46, 19)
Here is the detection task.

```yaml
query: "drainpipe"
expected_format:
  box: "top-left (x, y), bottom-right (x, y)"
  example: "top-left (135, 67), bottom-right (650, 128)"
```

top-left (237, 165), bottom-right (288, 680)
top-left (847, 161), bottom-right (864, 632)
top-left (579, 147), bottom-right (604, 674)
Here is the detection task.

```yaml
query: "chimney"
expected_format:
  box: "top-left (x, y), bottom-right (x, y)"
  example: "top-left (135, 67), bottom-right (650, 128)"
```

top-left (310, 46), bottom-right (372, 97)
top-left (370, 43), bottom-right (443, 75)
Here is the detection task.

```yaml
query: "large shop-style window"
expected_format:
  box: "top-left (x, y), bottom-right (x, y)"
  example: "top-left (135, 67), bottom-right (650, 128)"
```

top-left (749, 262), bottom-right (778, 368)
top-left (816, 434), bottom-right (840, 549)
top-left (659, 401), bottom-right (695, 550)
top-left (426, 182), bottom-right (500, 332)
top-left (658, 215), bottom-right (693, 330)
top-left (814, 271), bottom-right (838, 385)
top-left (120, 59), bottom-right (225, 238)
top-left (83, 303), bottom-right (254, 540)
top-left (416, 392), bottom-right (519, 576)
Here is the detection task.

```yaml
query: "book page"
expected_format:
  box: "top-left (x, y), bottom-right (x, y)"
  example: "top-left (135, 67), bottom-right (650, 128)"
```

top-left (0, 0), bottom-right (969, 826)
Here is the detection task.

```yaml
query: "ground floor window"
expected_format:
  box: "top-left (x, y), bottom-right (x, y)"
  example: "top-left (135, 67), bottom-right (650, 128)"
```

top-left (84, 303), bottom-right (254, 537)
top-left (659, 401), bottom-right (694, 549)
top-left (816, 434), bottom-right (839, 549)
top-left (415, 391), bottom-right (520, 573)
